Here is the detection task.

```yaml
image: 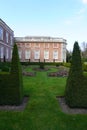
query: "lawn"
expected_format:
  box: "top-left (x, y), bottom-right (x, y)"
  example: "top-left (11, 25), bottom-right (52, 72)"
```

top-left (0, 66), bottom-right (87, 130)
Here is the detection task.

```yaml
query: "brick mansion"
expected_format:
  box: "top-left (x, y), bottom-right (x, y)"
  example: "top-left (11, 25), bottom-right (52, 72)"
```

top-left (0, 19), bottom-right (67, 62)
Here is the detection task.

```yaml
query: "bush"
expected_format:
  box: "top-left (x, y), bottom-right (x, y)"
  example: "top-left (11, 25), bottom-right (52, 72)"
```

top-left (63, 62), bottom-right (71, 68)
top-left (2, 66), bottom-right (10, 72)
top-left (65, 41), bottom-right (87, 108)
top-left (0, 62), bottom-right (11, 71)
top-left (39, 62), bottom-right (44, 69)
top-left (83, 64), bottom-right (87, 72)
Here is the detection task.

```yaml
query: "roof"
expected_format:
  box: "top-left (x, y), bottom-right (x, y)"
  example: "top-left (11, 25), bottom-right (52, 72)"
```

top-left (0, 18), bottom-right (14, 34)
top-left (15, 36), bottom-right (67, 43)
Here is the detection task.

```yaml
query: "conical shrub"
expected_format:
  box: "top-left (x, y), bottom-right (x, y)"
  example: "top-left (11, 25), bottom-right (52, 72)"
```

top-left (65, 41), bottom-right (87, 108)
top-left (0, 43), bottom-right (23, 105)
top-left (10, 43), bottom-right (23, 105)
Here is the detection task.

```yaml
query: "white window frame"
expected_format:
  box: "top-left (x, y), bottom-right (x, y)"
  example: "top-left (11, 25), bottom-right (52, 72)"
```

top-left (25, 50), bottom-right (30, 59)
top-left (44, 50), bottom-right (49, 59)
top-left (10, 36), bottom-right (13, 45)
top-left (6, 32), bottom-right (9, 43)
top-left (34, 50), bottom-right (40, 59)
top-left (0, 27), bottom-right (3, 40)
top-left (18, 50), bottom-right (22, 59)
top-left (53, 50), bottom-right (58, 59)
top-left (11, 49), bottom-right (13, 59)
top-left (1, 46), bottom-right (4, 58)
top-left (6, 48), bottom-right (9, 59)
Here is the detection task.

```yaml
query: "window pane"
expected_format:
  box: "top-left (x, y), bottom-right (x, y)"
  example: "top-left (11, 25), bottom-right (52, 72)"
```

top-left (53, 50), bottom-right (58, 59)
top-left (1, 46), bottom-right (4, 58)
top-left (18, 50), bottom-right (22, 59)
top-left (6, 32), bottom-right (9, 43)
top-left (6, 48), bottom-right (9, 59)
top-left (10, 36), bottom-right (13, 45)
top-left (44, 50), bottom-right (49, 59)
top-left (25, 50), bottom-right (30, 59)
top-left (0, 27), bottom-right (3, 40)
top-left (34, 50), bottom-right (40, 59)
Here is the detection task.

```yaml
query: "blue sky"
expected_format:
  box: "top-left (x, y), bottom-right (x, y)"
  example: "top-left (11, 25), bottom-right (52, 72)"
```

top-left (0, 0), bottom-right (87, 50)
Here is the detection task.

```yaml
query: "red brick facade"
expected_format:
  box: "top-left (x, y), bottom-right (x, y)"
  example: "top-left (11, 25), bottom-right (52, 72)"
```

top-left (0, 19), bottom-right (14, 61)
top-left (15, 37), bottom-right (67, 62)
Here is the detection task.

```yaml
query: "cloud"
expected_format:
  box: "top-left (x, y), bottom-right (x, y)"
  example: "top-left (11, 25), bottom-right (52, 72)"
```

top-left (65, 8), bottom-right (86, 26)
top-left (82, 0), bottom-right (87, 4)
top-left (77, 8), bottom-right (85, 15)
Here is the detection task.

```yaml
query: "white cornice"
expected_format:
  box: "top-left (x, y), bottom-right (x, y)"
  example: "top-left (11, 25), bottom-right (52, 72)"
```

top-left (15, 36), bottom-right (67, 43)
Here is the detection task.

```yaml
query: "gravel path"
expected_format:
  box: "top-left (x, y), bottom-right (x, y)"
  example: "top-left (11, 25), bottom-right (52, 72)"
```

top-left (0, 97), bottom-right (29, 111)
top-left (57, 97), bottom-right (87, 114)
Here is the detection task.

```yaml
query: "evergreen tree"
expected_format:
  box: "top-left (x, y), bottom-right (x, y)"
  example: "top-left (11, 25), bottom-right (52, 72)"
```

top-left (65, 41), bottom-right (86, 108)
top-left (11, 43), bottom-right (23, 104)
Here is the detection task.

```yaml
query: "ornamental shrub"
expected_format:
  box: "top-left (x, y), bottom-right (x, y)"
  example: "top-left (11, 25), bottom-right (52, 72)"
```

top-left (65, 41), bottom-right (87, 108)
top-left (0, 44), bottom-right (23, 105)
top-left (10, 43), bottom-right (23, 104)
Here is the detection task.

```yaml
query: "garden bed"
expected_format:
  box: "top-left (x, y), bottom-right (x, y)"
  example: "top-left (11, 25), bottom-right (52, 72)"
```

top-left (23, 71), bottom-right (36, 76)
top-left (48, 70), bottom-right (68, 77)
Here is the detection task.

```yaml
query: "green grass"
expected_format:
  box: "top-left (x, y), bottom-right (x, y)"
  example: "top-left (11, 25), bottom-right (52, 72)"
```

top-left (0, 66), bottom-right (87, 130)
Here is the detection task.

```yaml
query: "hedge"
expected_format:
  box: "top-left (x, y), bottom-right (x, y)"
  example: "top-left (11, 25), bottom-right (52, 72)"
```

top-left (0, 74), bottom-right (23, 105)
top-left (21, 62), bottom-right (63, 66)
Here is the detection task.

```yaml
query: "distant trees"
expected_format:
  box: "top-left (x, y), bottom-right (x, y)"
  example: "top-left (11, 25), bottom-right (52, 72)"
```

top-left (66, 50), bottom-right (72, 63)
top-left (81, 42), bottom-right (87, 62)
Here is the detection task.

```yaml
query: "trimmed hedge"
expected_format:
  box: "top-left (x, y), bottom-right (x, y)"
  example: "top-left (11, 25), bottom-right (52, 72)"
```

top-left (0, 62), bottom-right (11, 72)
top-left (39, 62), bottom-right (44, 69)
top-left (21, 62), bottom-right (63, 66)
top-left (0, 74), bottom-right (22, 105)
top-left (0, 44), bottom-right (23, 105)
top-left (65, 41), bottom-right (87, 108)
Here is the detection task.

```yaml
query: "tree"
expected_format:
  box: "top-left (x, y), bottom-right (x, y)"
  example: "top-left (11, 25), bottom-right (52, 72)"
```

top-left (66, 50), bottom-right (72, 63)
top-left (81, 42), bottom-right (87, 62)
top-left (0, 43), bottom-right (23, 105)
top-left (11, 43), bottom-right (23, 104)
top-left (65, 41), bottom-right (86, 108)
